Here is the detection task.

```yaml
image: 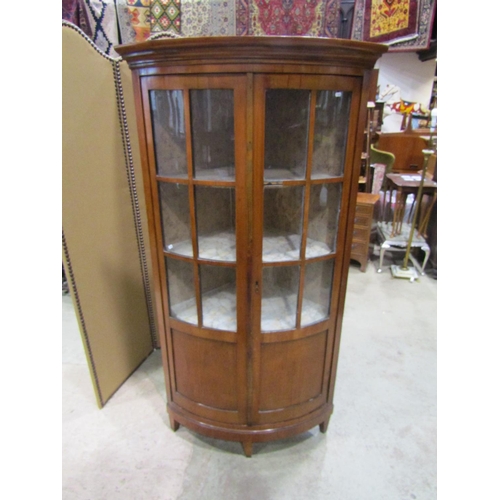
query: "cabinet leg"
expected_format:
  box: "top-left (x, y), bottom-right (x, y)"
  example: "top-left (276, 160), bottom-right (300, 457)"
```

top-left (319, 417), bottom-right (331, 434)
top-left (169, 414), bottom-right (180, 432)
top-left (241, 441), bottom-right (253, 458)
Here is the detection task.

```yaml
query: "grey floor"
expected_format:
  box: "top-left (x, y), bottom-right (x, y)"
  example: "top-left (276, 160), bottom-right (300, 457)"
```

top-left (62, 253), bottom-right (437, 500)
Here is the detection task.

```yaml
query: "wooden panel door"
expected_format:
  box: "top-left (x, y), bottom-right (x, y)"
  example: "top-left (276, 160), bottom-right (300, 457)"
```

top-left (139, 75), bottom-right (250, 424)
top-left (250, 74), bottom-right (362, 425)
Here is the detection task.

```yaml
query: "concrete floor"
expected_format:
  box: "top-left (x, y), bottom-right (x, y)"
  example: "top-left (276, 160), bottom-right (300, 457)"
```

top-left (62, 255), bottom-right (437, 500)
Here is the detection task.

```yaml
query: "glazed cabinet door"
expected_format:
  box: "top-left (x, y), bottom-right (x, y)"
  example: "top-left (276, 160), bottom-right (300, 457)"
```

top-left (251, 74), bottom-right (362, 425)
top-left (140, 75), bottom-right (249, 424)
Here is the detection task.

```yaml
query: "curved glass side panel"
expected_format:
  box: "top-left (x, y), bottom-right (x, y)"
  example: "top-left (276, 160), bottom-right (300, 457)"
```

top-left (165, 257), bottom-right (197, 325)
top-left (264, 89), bottom-right (310, 180)
top-left (311, 90), bottom-right (352, 179)
top-left (159, 182), bottom-right (193, 256)
top-left (195, 186), bottom-right (236, 262)
top-left (261, 265), bottom-right (300, 332)
top-left (262, 186), bottom-right (304, 262)
top-left (190, 89), bottom-right (235, 180)
top-left (150, 90), bottom-right (187, 177)
top-left (307, 183), bottom-right (343, 256)
top-left (199, 265), bottom-right (237, 331)
top-left (301, 259), bottom-right (334, 327)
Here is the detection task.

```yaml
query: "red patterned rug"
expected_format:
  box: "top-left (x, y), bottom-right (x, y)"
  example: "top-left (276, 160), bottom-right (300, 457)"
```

top-left (351, 0), bottom-right (435, 51)
top-left (237, 0), bottom-right (341, 37)
top-left (362, 0), bottom-right (419, 44)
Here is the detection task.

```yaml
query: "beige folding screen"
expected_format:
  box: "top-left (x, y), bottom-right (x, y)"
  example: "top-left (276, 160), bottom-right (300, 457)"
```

top-left (62, 21), bottom-right (158, 407)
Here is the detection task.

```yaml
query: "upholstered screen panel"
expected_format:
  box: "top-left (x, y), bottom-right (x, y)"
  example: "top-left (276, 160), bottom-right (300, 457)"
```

top-left (62, 22), bottom-right (157, 407)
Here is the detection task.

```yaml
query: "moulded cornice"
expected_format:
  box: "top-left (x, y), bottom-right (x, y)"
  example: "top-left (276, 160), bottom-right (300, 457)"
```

top-left (115, 36), bottom-right (388, 70)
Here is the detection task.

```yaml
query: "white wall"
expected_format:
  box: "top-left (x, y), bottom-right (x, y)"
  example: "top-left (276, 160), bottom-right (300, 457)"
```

top-left (375, 52), bottom-right (436, 109)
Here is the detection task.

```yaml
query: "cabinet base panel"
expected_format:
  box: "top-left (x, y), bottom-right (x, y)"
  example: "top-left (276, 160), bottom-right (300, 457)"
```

top-left (167, 402), bottom-right (334, 455)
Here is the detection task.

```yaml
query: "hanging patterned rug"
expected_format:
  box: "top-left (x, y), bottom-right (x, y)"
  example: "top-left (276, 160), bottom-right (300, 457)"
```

top-left (81, 0), bottom-right (121, 56)
top-left (351, 0), bottom-right (435, 51)
top-left (362, 0), bottom-right (419, 44)
top-left (150, 0), bottom-right (181, 34)
top-left (181, 0), bottom-right (236, 36)
top-left (236, 0), bottom-right (341, 37)
top-left (116, 0), bottom-right (153, 43)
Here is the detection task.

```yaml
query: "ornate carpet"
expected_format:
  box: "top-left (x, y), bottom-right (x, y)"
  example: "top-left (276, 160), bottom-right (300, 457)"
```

top-left (117, 0), bottom-right (233, 39)
top-left (69, 0), bottom-right (442, 52)
top-left (351, 0), bottom-right (436, 51)
top-left (236, 0), bottom-right (341, 37)
top-left (73, 0), bottom-right (342, 44)
top-left (62, 0), bottom-right (93, 38)
top-left (80, 0), bottom-right (121, 56)
top-left (150, 0), bottom-right (181, 34)
top-left (116, 0), bottom-right (179, 44)
top-left (116, 1), bottom-right (151, 43)
top-left (181, 0), bottom-right (236, 36)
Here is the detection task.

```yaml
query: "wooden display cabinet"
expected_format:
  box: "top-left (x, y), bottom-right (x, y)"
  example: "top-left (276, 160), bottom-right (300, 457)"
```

top-left (116, 37), bottom-right (387, 456)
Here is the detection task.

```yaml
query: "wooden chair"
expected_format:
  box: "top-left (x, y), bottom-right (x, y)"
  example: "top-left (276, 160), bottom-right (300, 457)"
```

top-left (370, 144), bottom-right (395, 219)
top-left (370, 145), bottom-right (395, 177)
top-left (376, 132), bottom-right (428, 174)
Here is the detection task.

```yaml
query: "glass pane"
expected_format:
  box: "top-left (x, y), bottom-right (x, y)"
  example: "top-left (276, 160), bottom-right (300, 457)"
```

top-left (166, 257), bottom-right (197, 325)
top-left (307, 183), bottom-right (342, 256)
top-left (263, 186), bottom-right (304, 262)
top-left (195, 186), bottom-right (236, 262)
top-left (159, 183), bottom-right (193, 256)
top-left (200, 265), bottom-right (236, 331)
top-left (311, 90), bottom-right (352, 179)
top-left (302, 259), bottom-right (334, 327)
top-left (264, 89), bottom-right (310, 180)
top-left (261, 266), bottom-right (300, 331)
top-left (150, 90), bottom-right (187, 177)
top-left (190, 89), bottom-right (235, 180)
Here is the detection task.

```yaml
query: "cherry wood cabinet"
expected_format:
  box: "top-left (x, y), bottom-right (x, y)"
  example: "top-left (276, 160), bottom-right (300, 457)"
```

top-left (116, 37), bottom-right (386, 456)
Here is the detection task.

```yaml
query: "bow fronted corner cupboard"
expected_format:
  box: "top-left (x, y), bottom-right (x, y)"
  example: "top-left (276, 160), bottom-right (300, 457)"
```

top-left (116, 37), bottom-right (387, 457)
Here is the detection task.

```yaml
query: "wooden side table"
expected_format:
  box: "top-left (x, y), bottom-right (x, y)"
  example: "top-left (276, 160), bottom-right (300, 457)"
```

top-left (351, 192), bottom-right (379, 272)
top-left (385, 173), bottom-right (437, 237)
top-left (377, 173), bottom-right (437, 275)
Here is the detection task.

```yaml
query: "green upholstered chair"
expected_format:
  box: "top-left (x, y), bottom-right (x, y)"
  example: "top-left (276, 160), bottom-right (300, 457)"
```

top-left (370, 145), bottom-right (395, 176)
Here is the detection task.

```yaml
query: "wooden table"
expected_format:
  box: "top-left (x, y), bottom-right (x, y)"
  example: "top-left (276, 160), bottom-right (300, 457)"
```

top-left (377, 173), bottom-right (437, 275)
top-left (384, 173), bottom-right (437, 237)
